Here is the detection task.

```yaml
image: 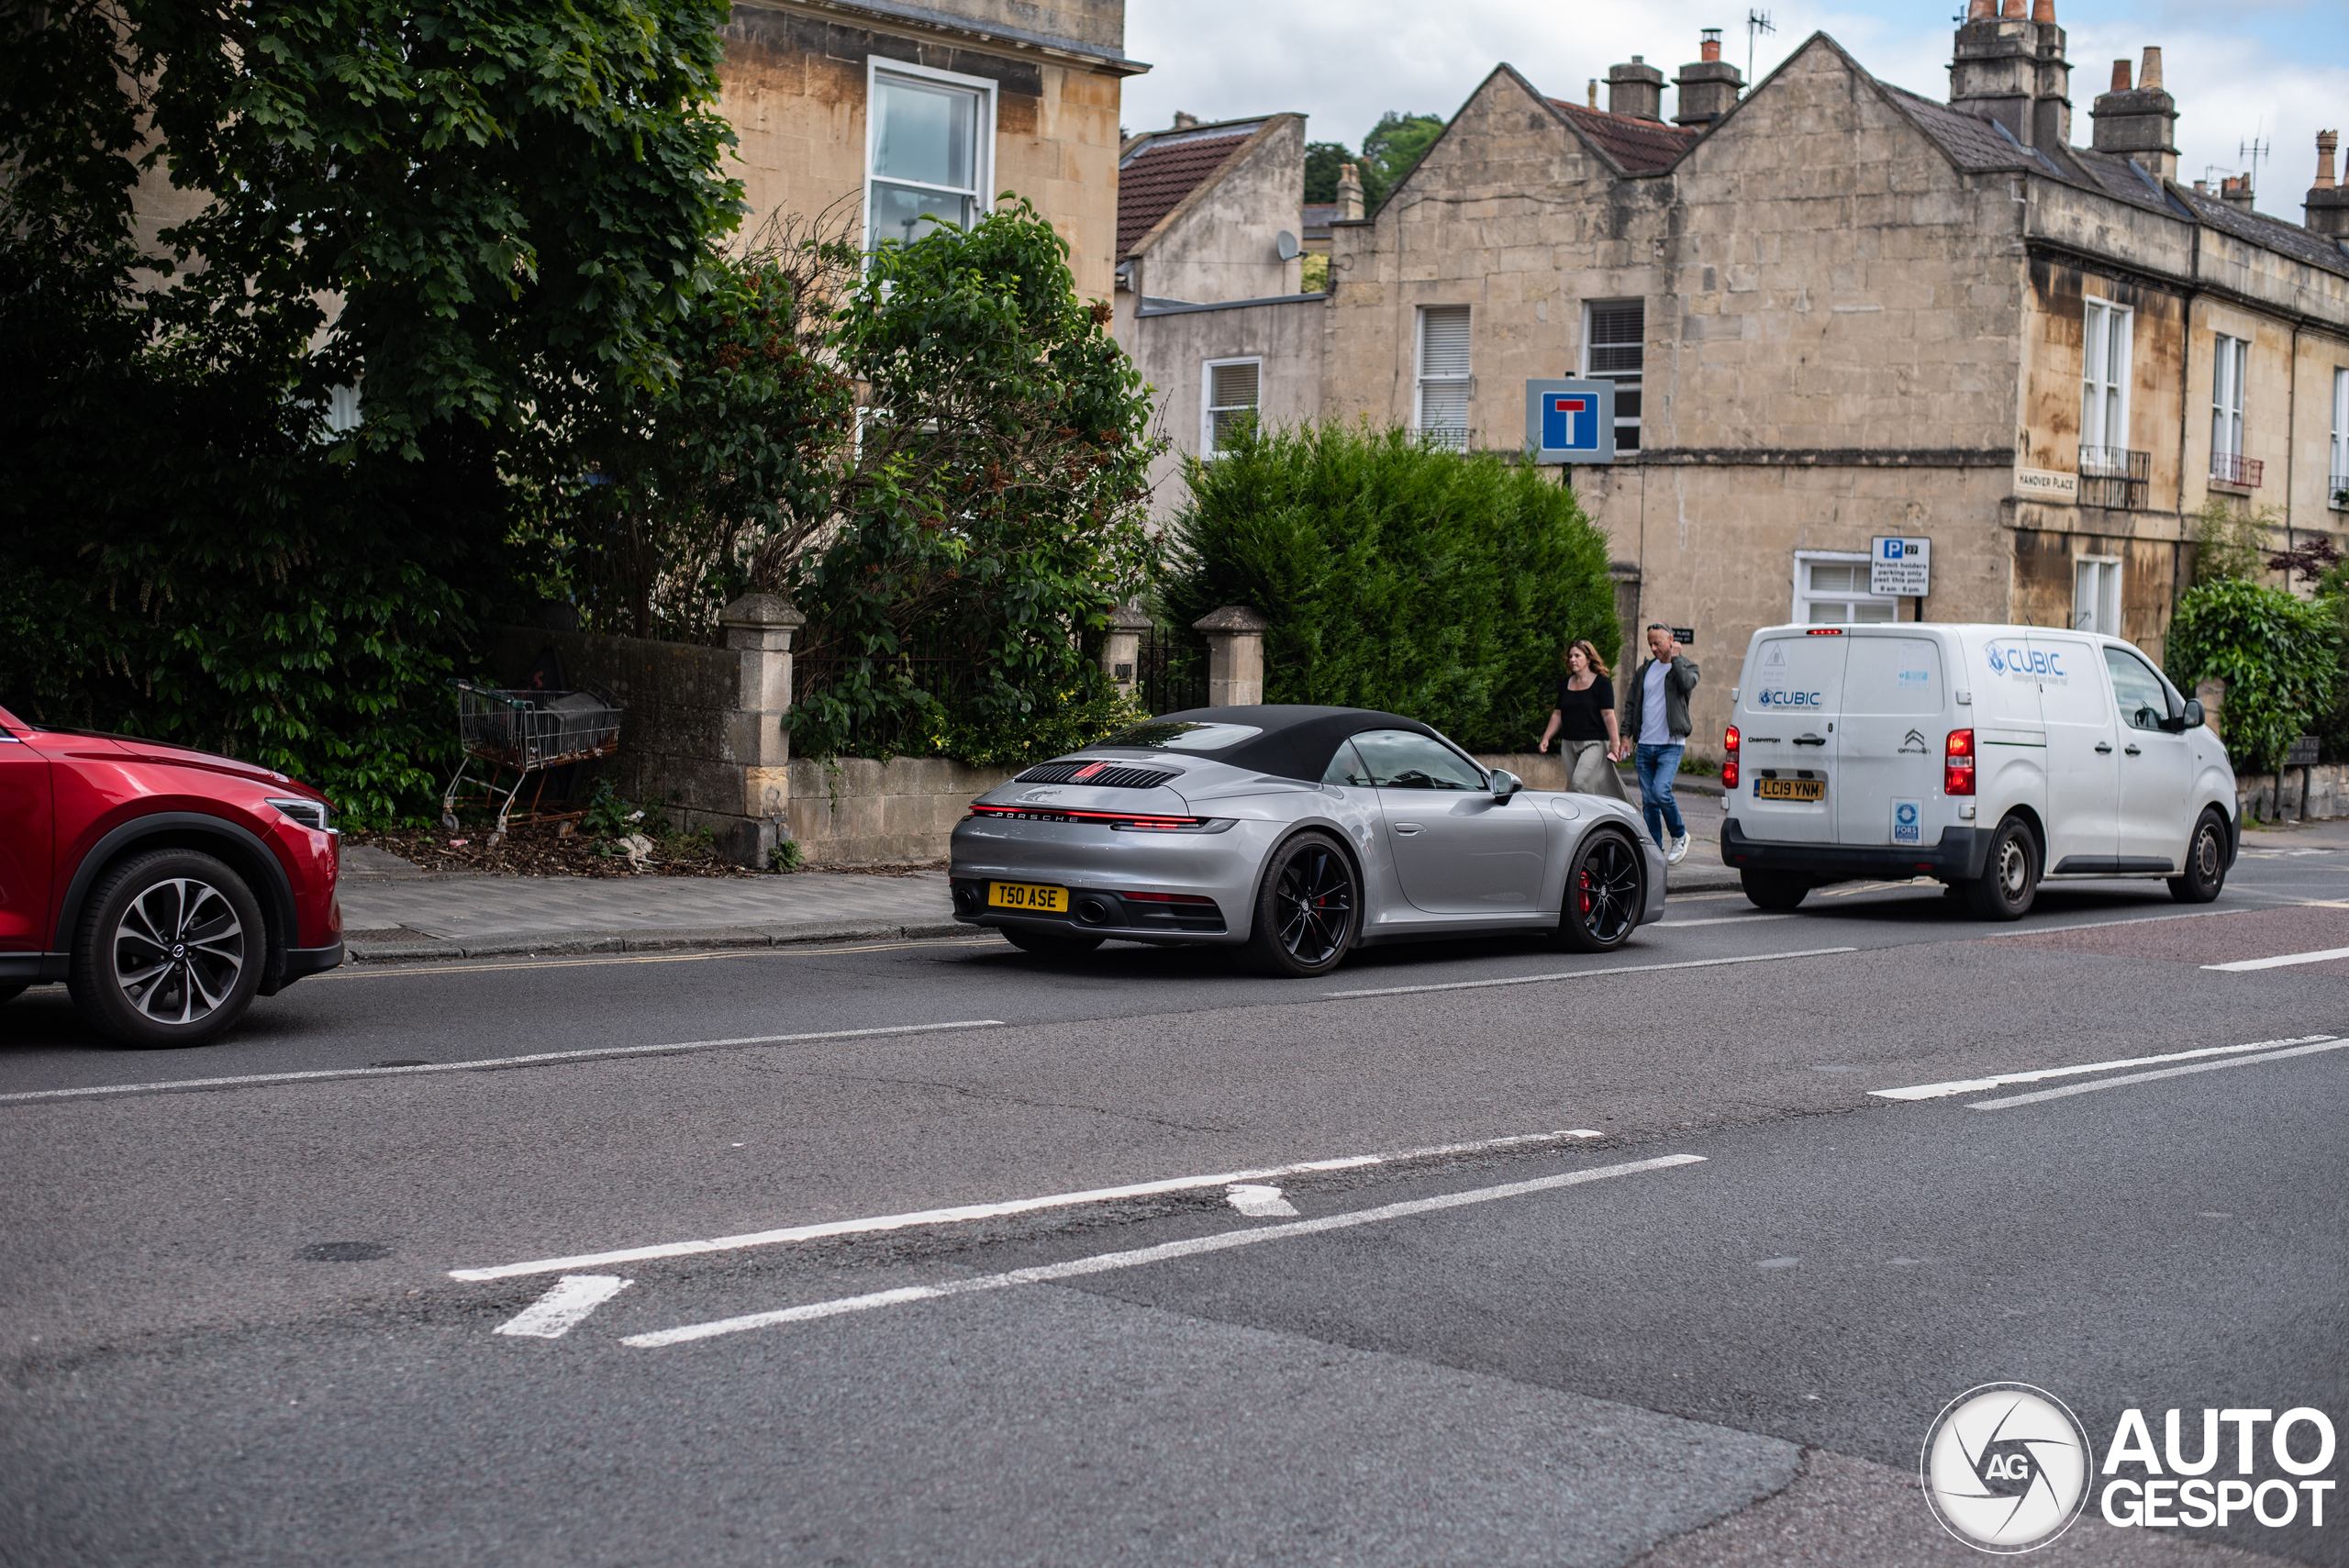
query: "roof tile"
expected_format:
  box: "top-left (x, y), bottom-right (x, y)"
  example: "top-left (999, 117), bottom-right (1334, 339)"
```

top-left (1117, 127), bottom-right (1259, 259)
top-left (1545, 100), bottom-right (1699, 173)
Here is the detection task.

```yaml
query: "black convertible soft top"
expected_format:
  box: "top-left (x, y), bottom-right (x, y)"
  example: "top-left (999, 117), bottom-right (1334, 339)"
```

top-left (1098, 706), bottom-right (1449, 784)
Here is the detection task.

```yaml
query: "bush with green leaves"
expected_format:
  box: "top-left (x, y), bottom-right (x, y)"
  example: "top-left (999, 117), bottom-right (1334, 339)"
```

top-left (782, 201), bottom-right (1163, 767)
top-left (1163, 422), bottom-right (1619, 751)
top-left (2165, 577), bottom-right (2343, 773)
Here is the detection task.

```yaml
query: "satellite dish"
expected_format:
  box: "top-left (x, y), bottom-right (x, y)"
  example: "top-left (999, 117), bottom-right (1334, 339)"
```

top-left (1275, 229), bottom-right (1300, 261)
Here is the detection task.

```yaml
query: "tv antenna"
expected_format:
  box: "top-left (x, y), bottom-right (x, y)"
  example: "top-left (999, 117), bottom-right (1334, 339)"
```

top-left (2238, 136), bottom-right (2270, 194)
top-left (1745, 9), bottom-right (1775, 80)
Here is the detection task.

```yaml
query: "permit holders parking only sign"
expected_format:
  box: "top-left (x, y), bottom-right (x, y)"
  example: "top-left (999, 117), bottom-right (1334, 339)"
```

top-left (1872, 536), bottom-right (1931, 596)
top-left (1525, 380), bottom-right (1616, 464)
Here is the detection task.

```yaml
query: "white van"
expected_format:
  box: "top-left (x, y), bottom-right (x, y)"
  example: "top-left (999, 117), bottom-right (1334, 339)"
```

top-left (1720, 624), bottom-right (2238, 918)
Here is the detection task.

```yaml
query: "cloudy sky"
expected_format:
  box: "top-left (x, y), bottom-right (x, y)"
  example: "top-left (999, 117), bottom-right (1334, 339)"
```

top-left (1122, 0), bottom-right (2349, 216)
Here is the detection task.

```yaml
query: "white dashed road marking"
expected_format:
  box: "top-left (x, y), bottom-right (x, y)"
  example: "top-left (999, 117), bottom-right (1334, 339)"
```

top-left (621, 1154), bottom-right (1708, 1348)
top-left (1326, 947), bottom-right (1857, 998)
top-left (495, 1275), bottom-right (633, 1339)
top-left (1226, 1184), bottom-right (1298, 1217)
top-left (1870, 1034), bottom-right (2336, 1102)
top-left (449, 1128), bottom-right (1609, 1282)
top-left (1967, 1037), bottom-right (2349, 1110)
top-left (2203, 946), bottom-right (2349, 973)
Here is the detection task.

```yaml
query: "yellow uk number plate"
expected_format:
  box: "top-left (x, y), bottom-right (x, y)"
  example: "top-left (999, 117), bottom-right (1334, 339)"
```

top-left (1754, 778), bottom-right (1827, 802)
top-left (988, 881), bottom-right (1069, 912)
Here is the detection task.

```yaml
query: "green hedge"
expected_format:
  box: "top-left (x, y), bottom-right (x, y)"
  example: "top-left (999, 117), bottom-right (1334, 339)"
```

top-left (1163, 423), bottom-right (1619, 751)
top-left (2165, 577), bottom-right (2342, 774)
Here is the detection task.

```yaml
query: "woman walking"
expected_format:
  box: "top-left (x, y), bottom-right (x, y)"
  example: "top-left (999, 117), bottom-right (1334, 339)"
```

top-left (1537, 640), bottom-right (1628, 800)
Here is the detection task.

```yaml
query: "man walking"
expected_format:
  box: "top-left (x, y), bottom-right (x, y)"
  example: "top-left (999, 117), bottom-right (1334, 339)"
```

top-left (1621, 624), bottom-right (1700, 864)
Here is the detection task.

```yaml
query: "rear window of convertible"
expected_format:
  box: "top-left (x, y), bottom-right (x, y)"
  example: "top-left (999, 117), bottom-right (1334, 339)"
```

top-left (1097, 721), bottom-right (1264, 751)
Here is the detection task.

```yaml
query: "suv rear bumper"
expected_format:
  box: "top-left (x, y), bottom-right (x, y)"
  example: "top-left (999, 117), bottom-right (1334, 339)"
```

top-left (1720, 819), bottom-right (1993, 884)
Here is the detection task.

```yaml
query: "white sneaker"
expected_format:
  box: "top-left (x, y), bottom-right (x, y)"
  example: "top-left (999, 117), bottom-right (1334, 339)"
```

top-left (1666, 832), bottom-right (1691, 865)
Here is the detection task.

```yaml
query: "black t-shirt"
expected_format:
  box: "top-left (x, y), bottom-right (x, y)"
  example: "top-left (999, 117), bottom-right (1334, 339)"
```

top-left (1555, 673), bottom-right (1614, 742)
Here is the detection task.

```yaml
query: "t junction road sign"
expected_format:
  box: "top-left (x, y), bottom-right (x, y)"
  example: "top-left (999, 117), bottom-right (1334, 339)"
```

top-left (1525, 379), bottom-right (1616, 464)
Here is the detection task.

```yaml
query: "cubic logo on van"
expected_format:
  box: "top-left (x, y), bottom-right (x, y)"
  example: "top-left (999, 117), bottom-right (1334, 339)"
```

top-left (1755, 689), bottom-right (1824, 707)
top-left (1987, 643), bottom-right (2063, 679)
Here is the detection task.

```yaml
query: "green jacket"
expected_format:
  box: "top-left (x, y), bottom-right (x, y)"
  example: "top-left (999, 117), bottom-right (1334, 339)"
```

top-left (1622, 653), bottom-right (1701, 742)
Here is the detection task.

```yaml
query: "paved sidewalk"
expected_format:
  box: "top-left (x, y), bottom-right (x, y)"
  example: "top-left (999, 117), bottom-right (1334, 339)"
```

top-left (339, 870), bottom-right (959, 962)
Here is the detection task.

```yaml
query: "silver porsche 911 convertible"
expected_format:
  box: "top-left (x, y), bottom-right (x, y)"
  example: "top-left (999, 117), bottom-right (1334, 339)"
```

top-left (949, 705), bottom-right (1666, 977)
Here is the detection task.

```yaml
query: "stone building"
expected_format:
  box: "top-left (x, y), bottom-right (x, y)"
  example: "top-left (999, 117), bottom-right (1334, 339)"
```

top-left (1317, 8), bottom-right (2349, 758)
top-left (715, 0), bottom-right (1144, 297)
top-left (1109, 113), bottom-right (1329, 519)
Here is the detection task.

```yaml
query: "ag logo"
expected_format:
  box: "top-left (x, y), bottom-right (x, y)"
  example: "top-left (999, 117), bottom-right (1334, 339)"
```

top-left (1920, 1383), bottom-right (2091, 1553)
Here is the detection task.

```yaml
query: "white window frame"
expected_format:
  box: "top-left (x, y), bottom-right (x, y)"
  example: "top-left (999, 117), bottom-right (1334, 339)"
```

top-left (1581, 299), bottom-right (1645, 451)
top-left (1200, 356), bottom-right (1263, 457)
top-left (1792, 551), bottom-right (1898, 625)
top-left (863, 58), bottom-right (996, 254)
top-left (1415, 305), bottom-right (1471, 450)
top-left (2073, 555), bottom-right (2121, 636)
top-left (2079, 299), bottom-right (2132, 468)
top-left (2210, 332), bottom-right (2247, 460)
top-left (2331, 366), bottom-right (2348, 509)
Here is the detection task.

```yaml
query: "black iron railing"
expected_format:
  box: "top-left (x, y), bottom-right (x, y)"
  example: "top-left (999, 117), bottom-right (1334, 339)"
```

top-left (2078, 445), bottom-right (2150, 509)
top-left (1135, 624), bottom-right (1208, 716)
top-left (2209, 450), bottom-right (2264, 489)
top-left (2330, 472), bottom-right (2348, 511)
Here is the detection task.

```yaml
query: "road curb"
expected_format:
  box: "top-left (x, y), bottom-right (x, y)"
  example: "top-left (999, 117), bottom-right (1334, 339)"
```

top-left (346, 919), bottom-right (971, 965)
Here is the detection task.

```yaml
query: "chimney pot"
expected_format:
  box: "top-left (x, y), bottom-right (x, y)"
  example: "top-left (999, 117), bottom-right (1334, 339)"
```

top-left (2030, 0), bottom-right (2054, 22)
top-left (1587, 79), bottom-right (1598, 109)
top-left (1965, 0), bottom-right (1994, 17)
top-left (2000, 0), bottom-right (2024, 18)
top-left (2307, 131), bottom-right (2349, 236)
top-left (2316, 129), bottom-right (2339, 191)
top-left (2088, 40), bottom-right (2174, 179)
top-left (1700, 28), bottom-right (1721, 62)
top-left (2193, 179), bottom-right (2209, 195)
top-left (1172, 110), bottom-right (1198, 129)
top-left (2139, 46), bottom-right (2162, 91)
top-left (1336, 161), bottom-right (1364, 222)
top-left (2109, 59), bottom-right (2130, 92)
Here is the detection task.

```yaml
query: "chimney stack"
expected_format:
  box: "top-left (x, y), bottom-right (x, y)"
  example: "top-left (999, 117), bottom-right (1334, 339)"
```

top-left (1950, 0), bottom-right (2072, 149)
top-left (2307, 130), bottom-right (2349, 237)
top-left (2088, 42), bottom-right (2177, 181)
top-left (1674, 30), bottom-right (1744, 128)
top-left (2220, 174), bottom-right (2255, 213)
top-left (1586, 79), bottom-right (1599, 110)
top-left (1336, 161), bottom-right (1365, 223)
top-left (1607, 56), bottom-right (1665, 121)
top-left (1171, 110), bottom-right (1199, 130)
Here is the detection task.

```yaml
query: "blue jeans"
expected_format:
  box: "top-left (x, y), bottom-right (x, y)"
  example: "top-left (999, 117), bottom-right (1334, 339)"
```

top-left (1635, 741), bottom-right (1687, 847)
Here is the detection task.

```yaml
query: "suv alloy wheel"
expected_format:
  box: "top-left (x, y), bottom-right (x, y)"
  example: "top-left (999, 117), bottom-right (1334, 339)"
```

top-left (69, 850), bottom-right (266, 1046)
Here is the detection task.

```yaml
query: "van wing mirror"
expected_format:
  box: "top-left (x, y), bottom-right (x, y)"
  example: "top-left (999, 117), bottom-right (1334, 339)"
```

top-left (2176, 697), bottom-right (2204, 731)
top-left (1488, 768), bottom-right (1523, 802)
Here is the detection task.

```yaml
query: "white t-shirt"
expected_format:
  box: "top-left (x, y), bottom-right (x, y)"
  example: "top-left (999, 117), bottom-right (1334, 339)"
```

top-left (1640, 660), bottom-right (1672, 745)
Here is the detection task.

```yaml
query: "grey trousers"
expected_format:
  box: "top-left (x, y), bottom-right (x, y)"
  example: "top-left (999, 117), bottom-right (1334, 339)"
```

top-left (1565, 740), bottom-right (1628, 800)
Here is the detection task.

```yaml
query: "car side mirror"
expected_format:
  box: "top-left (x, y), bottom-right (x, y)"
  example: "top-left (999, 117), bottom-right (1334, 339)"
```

top-left (1488, 768), bottom-right (1522, 802)
top-left (2164, 698), bottom-right (2203, 733)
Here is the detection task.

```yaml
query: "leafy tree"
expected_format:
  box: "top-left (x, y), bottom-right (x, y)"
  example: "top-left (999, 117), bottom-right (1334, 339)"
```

top-left (784, 201), bottom-right (1164, 763)
top-left (0, 0), bottom-right (746, 821)
top-left (1164, 421), bottom-right (1619, 751)
top-left (2165, 578), bottom-right (2341, 773)
top-left (1360, 111), bottom-right (1446, 207)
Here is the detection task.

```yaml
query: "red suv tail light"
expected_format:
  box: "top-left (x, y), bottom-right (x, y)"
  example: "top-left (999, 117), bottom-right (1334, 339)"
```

top-left (1944, 728), bottom-right (1976, 796)
top-left (1722, 726), bottom-right (1740, 790)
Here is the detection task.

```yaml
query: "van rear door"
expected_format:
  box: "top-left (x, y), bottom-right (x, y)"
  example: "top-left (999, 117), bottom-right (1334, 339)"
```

top-left (1735, 630), bottom-right (1847, 844)
top-left (1837, 633), bottom-right (1948, 848)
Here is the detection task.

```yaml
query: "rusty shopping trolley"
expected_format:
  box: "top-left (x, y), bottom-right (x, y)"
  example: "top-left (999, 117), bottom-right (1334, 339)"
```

top-left (440, 678), bottom-right (624, 840)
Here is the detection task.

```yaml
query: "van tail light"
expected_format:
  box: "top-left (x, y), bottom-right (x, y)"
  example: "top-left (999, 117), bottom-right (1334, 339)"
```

top-left (1944, 728), bottom-right (1976, 796)
top-left (1722, 726), bottom-right (1740, 790)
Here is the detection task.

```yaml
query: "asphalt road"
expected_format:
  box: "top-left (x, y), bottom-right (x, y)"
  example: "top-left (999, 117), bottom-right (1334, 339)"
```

top-left (4, 834), bottom-right (2347, 1567)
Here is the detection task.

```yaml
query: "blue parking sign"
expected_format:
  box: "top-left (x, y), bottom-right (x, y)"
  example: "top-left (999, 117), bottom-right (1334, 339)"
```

top-left (1524, 379), bottom-right (1616, 463)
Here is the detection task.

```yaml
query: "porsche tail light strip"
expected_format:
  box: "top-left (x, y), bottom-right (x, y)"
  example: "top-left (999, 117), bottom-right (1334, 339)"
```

top-left (967, 804), bottom-right (1212, 832)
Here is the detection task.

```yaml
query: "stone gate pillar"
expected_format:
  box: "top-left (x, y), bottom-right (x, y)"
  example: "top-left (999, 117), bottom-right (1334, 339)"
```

top-left (1103, 604), bottom-right (1152, 698)
top-left (718, 593), bottom-right (805, 865)
top-left (1193, 605), bottom-right (1270, 707)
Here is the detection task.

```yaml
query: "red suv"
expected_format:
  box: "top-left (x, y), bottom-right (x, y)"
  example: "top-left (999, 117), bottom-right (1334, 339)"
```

top-left (0, 703), bottom-right (344, 1045)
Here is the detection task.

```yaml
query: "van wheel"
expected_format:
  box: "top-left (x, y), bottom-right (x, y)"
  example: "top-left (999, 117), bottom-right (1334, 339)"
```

top-left (1963, 816), bottom-right (2040, 921)
top-left (1740, 871), bottom-right (1809, 911)
top-left (2168, 809), bottom-right (2230, 904)
top-left (68, 850), bottom-right (266, 1047)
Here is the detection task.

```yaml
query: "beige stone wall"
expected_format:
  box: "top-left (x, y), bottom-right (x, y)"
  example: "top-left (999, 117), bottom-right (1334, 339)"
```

top-left (785, 756), bottom-right (1011, 862)
top-left (1127, 295), bottom-right (1327, 524)
top-left (1127, 117), bottom-right (1307, 306)
top-left (2289, 329), bottom-right (2349, 527)
top-left (718, 2), bottom-right (1127, 298)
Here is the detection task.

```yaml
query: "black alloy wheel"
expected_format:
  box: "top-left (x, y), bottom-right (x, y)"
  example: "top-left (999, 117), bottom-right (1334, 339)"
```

top-left (1559, 829), bottom-right (1644, 952)
top-left (2167, 809), bottom-right (2229, 904)
top-left (1962, 815), bottom-right (2041, 921)
top-left (1001, 927), bottom-right (1106, 959)
top-left (1241, 833), bottom-right (1358, 977)
top-left (69, 849), bottom-right (266, 1047)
